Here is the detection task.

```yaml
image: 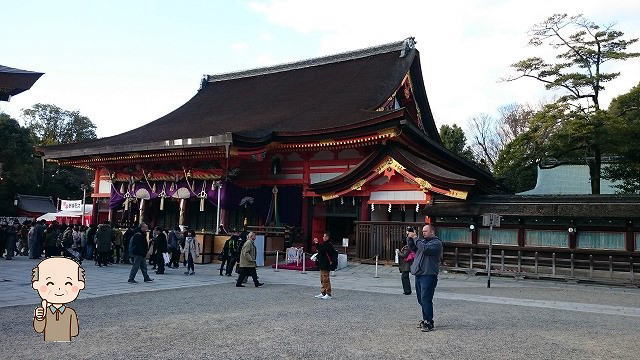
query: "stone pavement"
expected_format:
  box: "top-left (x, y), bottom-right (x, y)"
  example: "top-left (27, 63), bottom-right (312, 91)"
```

top-left (1, 255), bottom-right (639, 316)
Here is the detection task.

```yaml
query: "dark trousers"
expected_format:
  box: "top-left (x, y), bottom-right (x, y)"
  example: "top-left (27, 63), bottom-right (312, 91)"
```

top-left (114, 245), bottom-right (121, 263)
top-left (236, 267), bottom-right (259, 286)
top-left (187, 253), bottom-right (195, 272)
top-left (155, 252), bottom-right (165, 273)
top-left (122, 244), bottom-right (130, 263)
top-left (415, 274), bottom-right (438, 324)
top-left (170, 249), bottom-right (180, 268)
top-left (97, 251), bottom-right (109, 266)
top-left (45, 245), bottom-right (58, 258)
top-left (129, 255), bottom-right (151, 281)
top-left (401, 271), bottom-right (412, 294)
top-left (226, 256), bottom-right (237, 275)
top-left (219, 258), bottom-right (227, 275)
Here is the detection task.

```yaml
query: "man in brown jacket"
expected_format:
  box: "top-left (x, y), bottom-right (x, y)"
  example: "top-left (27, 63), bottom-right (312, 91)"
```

top-left (32, 257), bottom-right (85, 342)
top-left (235, 232), bottom-right (264, 288)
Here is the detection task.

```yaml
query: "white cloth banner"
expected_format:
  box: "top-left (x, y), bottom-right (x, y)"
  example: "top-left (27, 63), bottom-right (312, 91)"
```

top-left (60, 200), bottom-right (83, 211)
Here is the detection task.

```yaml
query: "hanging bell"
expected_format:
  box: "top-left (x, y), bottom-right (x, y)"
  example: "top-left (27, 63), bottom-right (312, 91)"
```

top-left (200, 197), bottom-right (205, 212)
top-left (160, 196), bottom-right (165, 211)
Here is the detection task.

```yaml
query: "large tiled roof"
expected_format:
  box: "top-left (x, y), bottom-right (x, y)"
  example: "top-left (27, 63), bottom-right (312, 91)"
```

top-left (43, 38), bottom-right (439, 157)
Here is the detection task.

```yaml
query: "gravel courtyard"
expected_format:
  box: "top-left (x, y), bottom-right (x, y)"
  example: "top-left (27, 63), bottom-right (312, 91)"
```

top-left (1, 281), bottom-right (639, 360)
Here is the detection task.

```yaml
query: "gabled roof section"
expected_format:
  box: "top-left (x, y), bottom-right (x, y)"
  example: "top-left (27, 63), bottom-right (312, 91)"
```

top-left (0, 65), bottom-right (44, 101)
top-left (43, 38), bottom-right (440, 159)
top-left (16, 194), bottom-right (56, 214)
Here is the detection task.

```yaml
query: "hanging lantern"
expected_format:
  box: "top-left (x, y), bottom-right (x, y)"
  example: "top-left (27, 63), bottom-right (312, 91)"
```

top-left (388, 203), bottom-right (392, 213)
top-left (160, 196), bottom-right (165, 211)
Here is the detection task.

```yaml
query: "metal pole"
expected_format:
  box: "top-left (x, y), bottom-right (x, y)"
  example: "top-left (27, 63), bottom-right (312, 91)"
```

top-left (487, 224), bottom-right (493, 288)
top-left (301, 253), bottom-right (306, 274)
top-left (274, 250), bottom-right (279, 272)
top-left (374, 255), bottom-right (379, 278)
top-left (81, 186), bottom-right (87, 226)
top-left (215, 182), bottom-right (222, 234)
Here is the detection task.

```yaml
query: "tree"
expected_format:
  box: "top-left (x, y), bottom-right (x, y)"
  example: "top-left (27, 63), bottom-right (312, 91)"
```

top-left (493, 104), bottom-right (565, 193)
top-left (603, 82), bottom-right (640, 193)
top-left (507, 13), bottom-right (639, 194)
top-left (22, 103), bottom-right (97, 146)
top-left (469, 103), bottom-right (536, 170)
top-left (439, 124), bottom-right (475, 162)
top-left (0, 113), bottom-right (39, 215)
top-left (21, 104), bottom-right (97, 201)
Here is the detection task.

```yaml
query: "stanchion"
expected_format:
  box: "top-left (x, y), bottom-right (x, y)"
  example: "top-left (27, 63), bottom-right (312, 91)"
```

top-left (301, 253), bottom-right (307, 274)
top-left (274, 250), bottom-right (279, 272)
top-left (374, 255), bottom-right (379, 278)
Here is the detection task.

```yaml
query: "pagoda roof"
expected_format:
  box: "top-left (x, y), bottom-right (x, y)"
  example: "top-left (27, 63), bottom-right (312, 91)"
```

top-left (0, 65), bottom-right (44, 101)
top-left (42, 38), bottom-right (440, 158)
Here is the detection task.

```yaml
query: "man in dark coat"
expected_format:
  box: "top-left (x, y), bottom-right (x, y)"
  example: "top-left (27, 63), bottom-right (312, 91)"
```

top-left (95, 222), bottom-right (113, 267)
top-left (86, 224), bottom-right (97, 261)
top-left (153, 227), bottom-right (167, 274)
top-left (314, 232), bottom-right (338, 300)
top-left (128, 223), bottom-right (153, 283)
top-left (220, 229), bottom-right (240, 276)
top-left (122, 225), bottom-right (134, 264)
top-left (167, 226), bottom-right (181, 268)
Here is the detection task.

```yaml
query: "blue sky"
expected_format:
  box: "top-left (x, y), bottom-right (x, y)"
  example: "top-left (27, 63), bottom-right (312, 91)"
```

top-left (2, 0), bottom-right (639, 138)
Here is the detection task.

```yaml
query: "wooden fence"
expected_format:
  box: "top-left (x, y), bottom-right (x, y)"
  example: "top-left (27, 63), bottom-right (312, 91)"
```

top-left (355, 221), bottom-right (639, 285)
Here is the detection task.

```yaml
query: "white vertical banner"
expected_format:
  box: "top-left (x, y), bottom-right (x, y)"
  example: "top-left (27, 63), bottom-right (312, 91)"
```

top-left (255, 234), bottom-right (265, 267)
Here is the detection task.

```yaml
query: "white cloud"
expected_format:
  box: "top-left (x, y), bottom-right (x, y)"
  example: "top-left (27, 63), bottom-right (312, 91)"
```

top-left (258, 32), bottom-right (274, 41)
top-left (247, 0), bottom-right (640, 130)
top-left (231, 42), bottom-right (250, 52)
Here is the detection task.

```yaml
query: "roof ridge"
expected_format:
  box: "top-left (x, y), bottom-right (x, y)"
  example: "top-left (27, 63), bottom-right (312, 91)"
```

top-left (204, 37), bottom-right (416, 83)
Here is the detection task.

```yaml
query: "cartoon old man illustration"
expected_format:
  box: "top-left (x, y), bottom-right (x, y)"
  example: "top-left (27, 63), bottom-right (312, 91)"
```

top-left (32, 257), bottom-right (85, 342)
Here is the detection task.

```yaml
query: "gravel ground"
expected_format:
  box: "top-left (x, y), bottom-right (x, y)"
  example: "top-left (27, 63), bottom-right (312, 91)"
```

top-left (1, 283), bottom-right (639, 360)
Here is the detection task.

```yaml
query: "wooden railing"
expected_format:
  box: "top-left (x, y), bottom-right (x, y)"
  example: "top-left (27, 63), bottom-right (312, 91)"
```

top-left (355, 221), bottom-right (640, 285)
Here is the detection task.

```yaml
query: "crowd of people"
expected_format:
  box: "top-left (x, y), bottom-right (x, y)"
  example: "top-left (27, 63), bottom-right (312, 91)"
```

top-left (5, 217), bottom-right (442, 333)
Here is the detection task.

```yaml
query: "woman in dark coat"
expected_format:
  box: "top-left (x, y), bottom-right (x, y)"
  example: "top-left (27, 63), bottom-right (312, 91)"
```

top-left (398, 228), bottom-right (415, 295)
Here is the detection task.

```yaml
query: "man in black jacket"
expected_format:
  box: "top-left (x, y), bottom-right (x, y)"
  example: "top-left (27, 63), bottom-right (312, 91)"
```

top-left (122, 225), bottom-right (134, 264)
top-left (153, 227), bottom-right (168, 274)
top-left (128, 223), bottom-right (153, 283)
top-left (314, 232), bottom-right (338, 300)
top-left (220, 229), bottom-right (240, 276)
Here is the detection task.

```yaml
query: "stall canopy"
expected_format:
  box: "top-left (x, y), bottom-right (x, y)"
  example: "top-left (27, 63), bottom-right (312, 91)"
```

top-left (37, 205), bottom-right (93, 225)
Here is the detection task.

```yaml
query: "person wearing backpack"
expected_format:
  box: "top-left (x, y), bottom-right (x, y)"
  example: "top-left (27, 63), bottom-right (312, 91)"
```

top-left (313, 232), bottom-right (338, 300)
top-left (398, 227), bottom-right (416, 295)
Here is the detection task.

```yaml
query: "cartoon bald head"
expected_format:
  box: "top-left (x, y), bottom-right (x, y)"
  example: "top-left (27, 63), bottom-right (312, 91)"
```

top-left (32, 257), bottom-right (85, 306)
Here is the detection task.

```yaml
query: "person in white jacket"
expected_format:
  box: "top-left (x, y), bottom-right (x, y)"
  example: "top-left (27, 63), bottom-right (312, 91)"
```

top-left (181, 230), bottom-right (201, 275)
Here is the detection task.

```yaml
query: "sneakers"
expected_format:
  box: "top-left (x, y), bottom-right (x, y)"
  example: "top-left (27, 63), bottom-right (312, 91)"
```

top-left (184, 271), bottom-right (190, 275)
top-left (321, 294), bottom-right (332, 300)
top-left (128, 279), bottom-right (137, 284)
top-left (314, 294), bottom-right (325, 298)
top-left (255, 282), bottom-right (264, 287)
top-left (236, 284), bottom-right (245, 287)
top-left (144, 278), bottom-right (154, 282)
top-left (420, 321), bottom-right (434, 332)
top-left (189, 271), bottom-right (195, 275)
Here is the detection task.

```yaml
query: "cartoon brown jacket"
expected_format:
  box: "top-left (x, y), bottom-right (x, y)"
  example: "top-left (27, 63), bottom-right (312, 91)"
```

top-left (32, 257), bottom-right (85, 342)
